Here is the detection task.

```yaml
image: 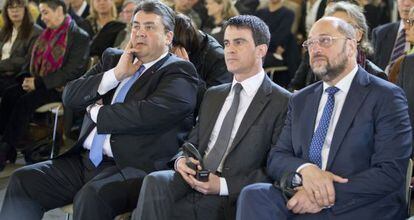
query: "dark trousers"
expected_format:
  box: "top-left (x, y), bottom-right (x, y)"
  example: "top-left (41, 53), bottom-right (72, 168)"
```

top-left (0, 84), bottom-right (61, 146)
top-left (132, 170), bottom-right (227, 220)
top-left (236, 183), bottom-right (329, 220)
top-left (0, 152), bottom-right (147, 220)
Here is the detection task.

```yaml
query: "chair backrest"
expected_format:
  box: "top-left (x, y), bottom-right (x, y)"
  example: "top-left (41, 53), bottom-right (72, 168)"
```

top-left (406, 158), bottom-right (413, 216)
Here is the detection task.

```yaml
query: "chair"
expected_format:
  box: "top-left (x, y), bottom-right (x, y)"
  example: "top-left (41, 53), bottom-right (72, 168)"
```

top-left (264, 66), bottom-right (289, 81)
top-left (406, 159), bottom-right (413, 217)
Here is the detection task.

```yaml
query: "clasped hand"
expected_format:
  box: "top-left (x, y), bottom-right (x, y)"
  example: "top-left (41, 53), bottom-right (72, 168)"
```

top-left (176, 157), bottom-right (220, 195)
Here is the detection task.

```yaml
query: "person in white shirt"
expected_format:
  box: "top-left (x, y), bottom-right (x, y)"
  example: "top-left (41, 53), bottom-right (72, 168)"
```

top-left (132, 15), bottom-right (291, 220)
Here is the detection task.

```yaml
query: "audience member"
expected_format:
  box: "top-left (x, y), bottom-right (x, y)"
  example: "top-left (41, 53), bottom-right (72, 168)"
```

top-left (0, 0), bottom-right (42, 95)
top-left (0, 1), bottom-right (198, 219)
top-left (0, 0), bottom-right (90, 170)
top-left (69, 0), bottom-right (90, 18)
top-left (86, 0), bottom-right (126, 57)
top-left (237, 16), bottom-right (412, 220)
top-left (203, 0), bottom-right (238, 46)
top-left (173, 0), bottom-right (202, 28)
top-left (298, 0), bottom-right (328, 41)
top-left (234, 0), bottom-right (259, 15)
top-left (114, 0), bottom-right (138, 49)
top-left (372, 0), bottom-right (414, 72)
top-left (256, 0), bottom-right (300, 88)
top-left (290, 1), bottom-right (387, 91)
top-left (132, 15), bottom-right (291, 220)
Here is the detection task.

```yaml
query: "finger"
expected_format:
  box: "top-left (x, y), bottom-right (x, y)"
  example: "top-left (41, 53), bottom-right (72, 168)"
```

top-left (287, 197), bottom-right (297, 210)
top-left (292, 202), bottom-right (303, 214)
top-left (188, 157), bottom-right (200, 165)
top-left (313, 188), bottom-right (324, 206)
top-left (332, 174), bottom-right (348, 183)
top-left (325, 182), bottom-right (336, 205)
top-left (178, 170), bottom-right (194, 186)
top-left (303, 185), bottom-right (317, 204)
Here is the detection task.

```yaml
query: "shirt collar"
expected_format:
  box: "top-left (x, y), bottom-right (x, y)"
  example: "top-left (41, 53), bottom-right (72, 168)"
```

top-left (135, 51), bottom-right (168, 73)
top-left (231, 69), bottom-right (265, 97)
top-left (322, 65), bottom-right (358, 94)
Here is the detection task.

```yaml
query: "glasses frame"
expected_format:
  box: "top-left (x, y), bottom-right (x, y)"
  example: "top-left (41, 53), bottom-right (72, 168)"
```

top-left (302, 36), bottom-right (351, 50)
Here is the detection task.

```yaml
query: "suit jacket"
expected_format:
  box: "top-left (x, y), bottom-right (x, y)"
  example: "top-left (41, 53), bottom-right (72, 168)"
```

top-left (372, 22), bottom-right (400, 70)
top-left (298, 0), bottom-right (327, 38)
top-left (0, 24), bottom-right (42, 75)
top-left (170, 75), bottom-right (291, 219)
top-left (397, 54), bottom-right (414, 144)
top-left (268, 68), bottom-right (412, 219)
top-left (19, 19), bottom-right (90, 90)
top-left (62, 48), bottom-right (199, 174)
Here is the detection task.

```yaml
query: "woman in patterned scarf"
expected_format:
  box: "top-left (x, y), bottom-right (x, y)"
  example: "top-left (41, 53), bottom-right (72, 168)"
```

top-left (0, 0), bottom-right (90, 171)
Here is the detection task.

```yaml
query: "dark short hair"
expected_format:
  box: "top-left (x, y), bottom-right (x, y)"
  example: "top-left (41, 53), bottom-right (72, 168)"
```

top-left (173, 13), bottom-right (199, 54)
top-left (223, 15), bottom-right (270, 46)
top-left (133, 0), bottom-right (175, 32)
top-left (39, 0), bottom-right (67, 14)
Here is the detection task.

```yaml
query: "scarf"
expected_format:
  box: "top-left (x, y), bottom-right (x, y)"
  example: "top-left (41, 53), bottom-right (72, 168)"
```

top-left (30, 16), bottom-right (71, 77)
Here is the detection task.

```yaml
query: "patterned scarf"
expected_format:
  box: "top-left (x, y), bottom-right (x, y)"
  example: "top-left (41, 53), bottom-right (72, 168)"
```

top-left (30, 16), bottom-right (71, 77)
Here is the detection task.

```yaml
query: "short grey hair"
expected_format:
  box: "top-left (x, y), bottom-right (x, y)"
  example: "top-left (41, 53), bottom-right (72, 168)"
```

top-left (325, 1), bottom-right (373, 55)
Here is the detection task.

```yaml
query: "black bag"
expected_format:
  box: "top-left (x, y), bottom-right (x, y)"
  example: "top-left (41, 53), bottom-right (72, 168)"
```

top-left (273, 172), bottom-right (303, 202)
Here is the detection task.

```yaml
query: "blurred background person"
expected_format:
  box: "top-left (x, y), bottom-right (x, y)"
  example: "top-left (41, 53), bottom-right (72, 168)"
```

top-left (114, 0), bottom-right (137, 49)
top-left (290, 1), bottom-right (387, 91)
top-left (173, 0), bottom-right (202, 28)
top-left (203, 0), bottom-right (238, 46)
top-left (0, 0), bottom-right (42, 96)
top-left (172, 13), bottom-right (231, 115)
top-left (69, 0), bottom-right (90, 18)
top-left (86, 0), bottom-right (125, 57)
top-left (0, 0), bottom-right (90, 170)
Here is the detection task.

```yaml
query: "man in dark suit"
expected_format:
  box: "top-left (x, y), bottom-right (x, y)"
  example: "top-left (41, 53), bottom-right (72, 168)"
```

top-left (372, 0), bottom-right (414, 71)
top-left (132, 15), bottom-right (291, 220)
top-left (0, 1), bottom-right (198, 219)
top-left (237, 17), bottom-right (412, 220)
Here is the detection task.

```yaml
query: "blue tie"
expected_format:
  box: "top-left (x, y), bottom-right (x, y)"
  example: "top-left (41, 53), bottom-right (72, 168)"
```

top-left (308, 86), bottom-right (339, 168)
top-left (89, 66), bottom-right (146, 167)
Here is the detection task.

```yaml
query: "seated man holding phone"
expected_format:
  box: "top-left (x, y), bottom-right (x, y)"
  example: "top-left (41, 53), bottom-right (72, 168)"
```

top-left (131, 15), bottom-right (291, 220)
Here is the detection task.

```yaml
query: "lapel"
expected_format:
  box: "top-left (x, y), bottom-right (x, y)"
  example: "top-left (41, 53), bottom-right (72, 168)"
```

top-left (125, 53), bottom-right (171, 100)
top-left (302, 82), bottom-right (323, 160)
top-left (226, 75), bottom-right (272, 154)
top-left (384, 23), bottom-right (399, 60)
top-left (326, 68), bottom-right (371, 169)
top-left (199, 85), bottom-right (230, 154)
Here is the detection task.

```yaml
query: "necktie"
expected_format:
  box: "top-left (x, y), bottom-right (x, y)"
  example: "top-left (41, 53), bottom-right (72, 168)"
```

top-left (89, 66), bottom-right (146, 167)
top-left (204, 83), bottom-right (243, 172)
top-left (389, 29), bottom-right (406, 67)
top-left (308, 86), bottom-right (339, 168)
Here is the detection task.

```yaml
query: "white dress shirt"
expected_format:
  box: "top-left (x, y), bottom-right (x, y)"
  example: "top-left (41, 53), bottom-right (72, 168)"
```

top-left (305, 0), bottom-right (322, 36)
top-left (1, 28), bottom-right (18, 60)
top-left (298, 65), bottom-right (358, 172)
top-left (83, 52), bottom-right (168, 157)
top-left (74, 1), bottom-right (88, 17)
top-left (205, 70), bottom-right (265, 195)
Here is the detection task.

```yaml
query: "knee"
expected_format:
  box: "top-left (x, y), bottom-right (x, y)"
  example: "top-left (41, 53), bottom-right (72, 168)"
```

top-left (74, 184), bottom-right (100, 205)
top-left (239, 183), bottom-right (273, 205)
top-left (8, 166), bottom-right (34, 188)
top-left (142, 170), bottom-right (172, 190)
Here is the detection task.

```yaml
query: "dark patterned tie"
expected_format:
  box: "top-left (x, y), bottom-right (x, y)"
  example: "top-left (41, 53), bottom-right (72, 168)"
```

top-left (308, 86), bottom-right (339, 168)
top-left (388, 29), bottom-right (406, 67)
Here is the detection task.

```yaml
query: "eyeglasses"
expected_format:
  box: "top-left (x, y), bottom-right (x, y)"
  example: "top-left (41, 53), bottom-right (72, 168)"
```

top-left (302, 35), bottom-right (350, 50)
top-left (404, 19), bottom-right (414, 27)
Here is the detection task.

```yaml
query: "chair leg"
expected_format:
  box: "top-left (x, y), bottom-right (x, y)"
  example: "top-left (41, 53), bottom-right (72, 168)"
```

top-left (65, 213), bottom-right (70, 220)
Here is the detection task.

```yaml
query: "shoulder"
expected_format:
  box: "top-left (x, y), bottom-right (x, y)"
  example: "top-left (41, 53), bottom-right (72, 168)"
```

top-left (373, 22), bottom-right (399, 35)
top-left (267, 78), bottom-right (292, 100)
top-left (69, 21), bottom-right (89, 40)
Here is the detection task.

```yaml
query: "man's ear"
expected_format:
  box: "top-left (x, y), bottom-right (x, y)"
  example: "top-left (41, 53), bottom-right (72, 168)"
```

top-left (165, 31), bottom-right (174, 46)
top-left (256, 44), bottom-right (268, 59)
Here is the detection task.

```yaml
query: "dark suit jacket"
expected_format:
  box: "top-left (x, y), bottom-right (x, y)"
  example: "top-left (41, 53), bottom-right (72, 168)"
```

top-left (0, 24), bottom-right (42, 76)
top-left (397, 53), bottom-right (414, 144)
top-left (170, 75), bottom-right (291, 219)
top-left (62, 48), bottom-right (199, 174)
top-left (372, 22), bottom-right (400, 70)
top-left (268, 68), bottom-right (412, 219)
top-left (20, 20), bottom-right (90, 90)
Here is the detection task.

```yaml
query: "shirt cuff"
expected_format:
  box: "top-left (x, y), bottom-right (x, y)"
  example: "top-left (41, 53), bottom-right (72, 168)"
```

top-left (97, 68), bottom-right (119, 95)
top-left (174, 156), bottom-right (185, 171)
top-left (294, 163), bottom-right (317, 185)
top-left (88, 104), bottom-right (103, 123)
top-left (219, 177), bottom-right (228, 196)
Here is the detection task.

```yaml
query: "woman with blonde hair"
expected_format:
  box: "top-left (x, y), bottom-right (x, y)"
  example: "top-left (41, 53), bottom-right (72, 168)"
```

top-left (203, 0), bottom-right (239, 45)
top-left (86, 0), bottom-right (125, 57)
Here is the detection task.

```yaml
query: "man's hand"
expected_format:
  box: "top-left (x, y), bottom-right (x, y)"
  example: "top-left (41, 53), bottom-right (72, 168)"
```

top-left (114, 40), bottom-right (143, 81)
top-left (287, 187), bottom-right (323, 214)
top-left (176, 157), bottom-right (199, 187)
top-left (299, 165), bottom-right (348, 207)
top-left (22, 77), bottom-right (36, 92)
top-left (190, 172), bottom-right (220, 195)
top-left (171, 46), bottom-right (189, 61)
